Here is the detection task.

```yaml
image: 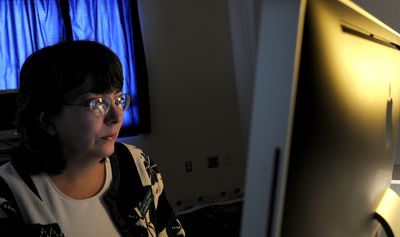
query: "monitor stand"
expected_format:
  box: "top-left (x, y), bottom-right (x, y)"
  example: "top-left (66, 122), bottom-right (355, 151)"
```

top-left (375, 188), bottom-right (400, 237)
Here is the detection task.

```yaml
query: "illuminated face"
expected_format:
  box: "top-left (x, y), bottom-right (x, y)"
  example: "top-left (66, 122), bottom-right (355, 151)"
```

top-left (50, 77), bottom-right (124, 166)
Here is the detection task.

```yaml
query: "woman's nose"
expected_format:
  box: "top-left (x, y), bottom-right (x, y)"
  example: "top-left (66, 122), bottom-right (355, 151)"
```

top-left (104, 102), bottom-right (123, 125)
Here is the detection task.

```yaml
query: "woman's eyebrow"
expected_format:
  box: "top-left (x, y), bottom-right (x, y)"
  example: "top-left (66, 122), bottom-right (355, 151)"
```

top-left (79, 89), bottom-right (122, 97)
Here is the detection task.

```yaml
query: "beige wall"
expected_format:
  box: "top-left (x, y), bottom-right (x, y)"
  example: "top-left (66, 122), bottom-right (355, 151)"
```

top-left (119, 0), bottom-right (246, 210)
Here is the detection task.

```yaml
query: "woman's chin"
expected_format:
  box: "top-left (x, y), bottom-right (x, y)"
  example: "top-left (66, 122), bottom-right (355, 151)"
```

top-left (97, 140), bottom-right (116, 157)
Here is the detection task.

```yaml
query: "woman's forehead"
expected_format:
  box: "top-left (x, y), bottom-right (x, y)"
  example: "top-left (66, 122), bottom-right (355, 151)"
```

top-left (64, 76), bottom-right (95, 97)
top-left (63, 75), bottom-right (119, 99)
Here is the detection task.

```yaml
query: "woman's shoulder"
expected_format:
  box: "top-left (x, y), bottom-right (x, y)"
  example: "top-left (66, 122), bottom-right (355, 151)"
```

top-left (114, 142), bottom-right (150, 168)
top-left (115, 142), bottom-right (146, 159)
top-left (115, 142), bottom-right (164, 190)
top-left (114, 142), bottom-right (157, 186)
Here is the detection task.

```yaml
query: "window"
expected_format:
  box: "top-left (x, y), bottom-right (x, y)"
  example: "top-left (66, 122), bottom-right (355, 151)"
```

top-left (0, 0), bottom-right (150, 136)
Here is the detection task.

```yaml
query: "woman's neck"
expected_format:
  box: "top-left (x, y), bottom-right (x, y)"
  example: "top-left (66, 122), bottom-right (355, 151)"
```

top-left (49, 159), bottom-right (106, 200)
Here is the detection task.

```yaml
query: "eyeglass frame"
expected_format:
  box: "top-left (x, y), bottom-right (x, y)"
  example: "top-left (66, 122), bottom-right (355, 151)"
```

top-left (62, 93), bottom-right (131, 116)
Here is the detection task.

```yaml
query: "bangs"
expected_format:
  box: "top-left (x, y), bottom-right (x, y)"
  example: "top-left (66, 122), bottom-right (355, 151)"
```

top-left (55, 41), bottom-right (124, 94)
top-left (88, 63), bottom-right (123, 94)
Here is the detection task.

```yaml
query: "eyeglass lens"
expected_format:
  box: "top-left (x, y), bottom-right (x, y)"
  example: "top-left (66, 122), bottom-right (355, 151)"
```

top-left (89, 94), bottom-right (130, 116)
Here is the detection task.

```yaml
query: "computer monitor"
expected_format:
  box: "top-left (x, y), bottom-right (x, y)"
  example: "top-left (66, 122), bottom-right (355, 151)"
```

top-left (240, 0), bottom-right (400, 236)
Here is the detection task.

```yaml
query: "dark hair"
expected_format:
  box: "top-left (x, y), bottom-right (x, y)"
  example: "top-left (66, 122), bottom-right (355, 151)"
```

top-left (13, 40), bottom-right (123, 174)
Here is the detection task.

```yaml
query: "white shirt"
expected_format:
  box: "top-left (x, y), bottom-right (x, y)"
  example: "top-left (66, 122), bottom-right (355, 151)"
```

top-left (31, 157), bottom-right (121, 237)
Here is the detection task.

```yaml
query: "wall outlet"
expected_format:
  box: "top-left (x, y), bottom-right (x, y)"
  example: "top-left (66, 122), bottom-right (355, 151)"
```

top-left (207, 155), bottom-right (219, 168)
top-left (221, 152), bottom-right (232, 166)
top-left (185, 160), bottom-right (193, 172)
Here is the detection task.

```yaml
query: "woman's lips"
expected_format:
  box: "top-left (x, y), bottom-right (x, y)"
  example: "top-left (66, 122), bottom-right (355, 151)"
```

top-left (102, 134), bottom-right (117, 140)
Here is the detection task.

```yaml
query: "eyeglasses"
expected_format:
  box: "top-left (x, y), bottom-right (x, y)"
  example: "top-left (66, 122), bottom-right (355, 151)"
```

top-left (63, 93), bottom-right (131, 116)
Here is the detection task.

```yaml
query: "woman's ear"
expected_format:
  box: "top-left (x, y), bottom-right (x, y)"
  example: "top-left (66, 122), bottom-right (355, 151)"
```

top-left (38, 112), bottom-right (56, 136)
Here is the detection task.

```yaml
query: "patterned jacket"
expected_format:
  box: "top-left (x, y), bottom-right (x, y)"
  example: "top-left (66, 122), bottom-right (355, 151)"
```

top-left (0, 142), bottom-right (185, 237)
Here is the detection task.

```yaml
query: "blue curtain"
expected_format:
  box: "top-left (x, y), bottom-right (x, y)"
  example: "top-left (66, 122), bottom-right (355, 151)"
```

top-left (0, 0), bottom-right (65, 90)
top-left (68, 0), bottom-right (139, 128)
top-left (0, 0), bottom-right (150, 135)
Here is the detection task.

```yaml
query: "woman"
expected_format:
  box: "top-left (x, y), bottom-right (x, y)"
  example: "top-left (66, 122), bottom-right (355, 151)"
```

top-left (0, 40), bottom-right (185, 237)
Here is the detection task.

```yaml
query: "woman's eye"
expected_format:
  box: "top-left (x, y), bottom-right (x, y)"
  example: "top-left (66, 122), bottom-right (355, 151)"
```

top-left (97, 104), bottom-right (108, 114)
top-left (95, 97), bottom-right (108, 105)
top-left (90, 98), bottom-right (103, 107)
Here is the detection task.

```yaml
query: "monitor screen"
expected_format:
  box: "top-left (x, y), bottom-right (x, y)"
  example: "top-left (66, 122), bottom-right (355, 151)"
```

top-left (240, 0), bottom-right (400, 236)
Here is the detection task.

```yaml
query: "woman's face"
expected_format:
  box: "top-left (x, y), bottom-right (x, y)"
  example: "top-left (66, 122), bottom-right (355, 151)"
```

top-left (50, 77), bottom-right (124, 165)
